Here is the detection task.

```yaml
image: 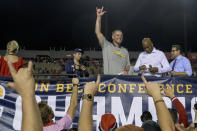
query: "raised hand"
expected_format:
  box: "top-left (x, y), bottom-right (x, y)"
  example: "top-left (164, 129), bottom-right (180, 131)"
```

top-left (141, 75), bottom-right (161, 97)
top-left (96, 6), bottom-right (107, 17)
top-left (72, 77), bottom-right (79, 85)
top-left (6, 61), bottom-right (35, 98)
top-left (84, 74), bottom-right (100, 95)
top-left (161, 87), bottom-right (175, 99)
top-left (6, 61), bottom-right (43, 131)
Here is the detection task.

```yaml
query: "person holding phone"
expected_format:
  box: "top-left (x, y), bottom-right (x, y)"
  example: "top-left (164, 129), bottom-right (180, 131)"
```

top-left (65, 48), bottom-right (89, 77)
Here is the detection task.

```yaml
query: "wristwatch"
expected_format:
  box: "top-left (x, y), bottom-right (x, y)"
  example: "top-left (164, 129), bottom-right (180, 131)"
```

top-left (82, 94), bottom-right (93, 101)
top-left (194, 123), bottom-right (197, 128)
top-left (73, 84), bottom-right (79, 87)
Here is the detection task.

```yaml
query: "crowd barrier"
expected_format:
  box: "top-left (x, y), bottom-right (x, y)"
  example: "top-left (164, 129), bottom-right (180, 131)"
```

top-left (0, 75), bottom-right (197, 131)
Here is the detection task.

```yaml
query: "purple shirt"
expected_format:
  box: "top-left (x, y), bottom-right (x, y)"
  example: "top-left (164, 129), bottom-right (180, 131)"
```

top-left (43, 114), bottom-right (72, 131)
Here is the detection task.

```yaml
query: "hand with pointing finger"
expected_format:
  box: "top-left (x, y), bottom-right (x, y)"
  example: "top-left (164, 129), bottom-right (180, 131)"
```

top-left (6, 61), bottom-right (35, 98)
top-left (141, 75), bottom-right (161, 98)
top-left (141, 75), bottom-right (175, 131)
top-left (84, 74), bottom-right (101, 96)
top-left (6, 61), bottom-right (43, 131)
top-left (161, 87), bottom-right (175, 99)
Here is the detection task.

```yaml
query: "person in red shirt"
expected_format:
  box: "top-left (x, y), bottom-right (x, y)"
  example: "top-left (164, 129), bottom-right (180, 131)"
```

top-left (0, 40), bottom-right (24, 77)
top-left (162, 86), bottom-right (188, 131)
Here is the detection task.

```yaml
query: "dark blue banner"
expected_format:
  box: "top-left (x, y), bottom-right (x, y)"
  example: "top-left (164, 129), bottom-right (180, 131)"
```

top-left (0, 76), bottom-right (197, 131)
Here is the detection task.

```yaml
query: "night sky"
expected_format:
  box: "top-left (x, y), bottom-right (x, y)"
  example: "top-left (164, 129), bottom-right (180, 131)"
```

top-left (0, 0), bottom-right (197, 52)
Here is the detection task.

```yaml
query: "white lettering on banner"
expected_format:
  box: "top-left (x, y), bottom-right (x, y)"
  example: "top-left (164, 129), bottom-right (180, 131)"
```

top-left (79, 97), bottom-right (105, 131)
top-left (47, 96), bottom-right (56, 113)
top-left (177, 97), bottom-right (186, 108)
top-left (47, 96), bottom-right (57, 122)
top-left (112, 97), bottom-right (142, 127)
top-left (0, 106), bottom-right (3, 117)
top-left (10, 95), bottom-right (194, 130)
top-left (163, 97), bottom-right (172, 109)
top-left (191, 97), bottom-right (197, 122)
top-left (148, 97), bottom-right (157, 121)
top-left (53, 96), bottom-right (71, 121)
top-left (13, 96), bottom-right (41, 130)
top-left (93, 97), bottom-right (105, 131)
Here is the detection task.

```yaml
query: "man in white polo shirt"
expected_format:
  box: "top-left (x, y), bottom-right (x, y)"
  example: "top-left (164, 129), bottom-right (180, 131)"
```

top-left (134, 38), bottom-right (171, 77)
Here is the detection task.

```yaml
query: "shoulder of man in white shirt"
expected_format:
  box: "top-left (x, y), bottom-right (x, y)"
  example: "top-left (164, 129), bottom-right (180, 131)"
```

top-left (140, 48), bottom-right (162, 55)
top-left (153, 48), bottom-right (166, 56)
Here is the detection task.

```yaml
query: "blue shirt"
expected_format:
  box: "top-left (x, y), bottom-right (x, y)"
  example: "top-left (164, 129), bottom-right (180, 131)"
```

top-left (170, 55), bottom-right (192, 76)
top-left (65, 60), bottom-right (83, 77)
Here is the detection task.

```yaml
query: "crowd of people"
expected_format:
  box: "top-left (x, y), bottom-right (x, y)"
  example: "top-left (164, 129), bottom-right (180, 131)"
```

top-left (0, 39), bottom-right (196, 78)
top-left (0, 6), bottom-right (197, 131)
top-left (4, 61), bottom-right (197, 131)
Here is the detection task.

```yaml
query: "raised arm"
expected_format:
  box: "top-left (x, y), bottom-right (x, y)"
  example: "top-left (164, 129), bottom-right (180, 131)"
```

top-left (162, 87), bottom-right (188, 127)
top-left (7, 61), bottom-right (43, 131)
top-left (66, 78), bottom-right (79, 119)
top-left (141, 75), bottom-right (175, 131)
top-left (95, 6), bottom-right (106, 44)
top-left (78, 75), bottom-right (100, 131)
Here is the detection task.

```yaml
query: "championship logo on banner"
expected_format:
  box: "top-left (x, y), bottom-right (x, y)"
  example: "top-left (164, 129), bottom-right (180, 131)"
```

top-left (0, 76), bottom-right (197, 131)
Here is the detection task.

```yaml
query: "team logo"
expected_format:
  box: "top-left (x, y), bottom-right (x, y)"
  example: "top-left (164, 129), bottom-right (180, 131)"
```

top-left (112, 50), bottom-right (126, 58)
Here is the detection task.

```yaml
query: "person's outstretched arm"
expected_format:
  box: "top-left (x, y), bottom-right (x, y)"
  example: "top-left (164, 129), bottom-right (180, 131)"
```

top-left (7, 61), bottom-right (43, 131)
top-left (78, 75), bottom-right (100, 131)
top-left (141, 75), bottom-right (175, 131)
top-left (162, 87), bottom-right (188, 127)
top-left (95, 6), bottom-right (106, 45)
top-left (50, 78), bottom-right (79, 130)
top-left (66, 78), bottom-right (79, 119)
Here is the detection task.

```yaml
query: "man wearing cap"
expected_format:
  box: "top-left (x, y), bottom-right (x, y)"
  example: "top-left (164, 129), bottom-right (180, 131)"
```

top-left (95, 7), bottom-right (130, 75)
top-left (65, 48), bottom-right (89, 77)
top-left (134, 38), bottom-right (171, 77)
top-left (170, 44), bottom-right (192, 77)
